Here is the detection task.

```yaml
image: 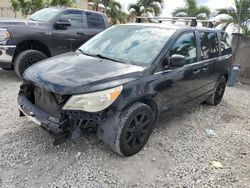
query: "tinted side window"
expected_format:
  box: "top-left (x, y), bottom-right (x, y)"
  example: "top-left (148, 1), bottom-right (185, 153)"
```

top-left (200, 32), bottom-right (219, 60)
top-left (169, 32), bottom-right (197, 64)
top-left (60, 10), bottom-right (83, 28)
top-left (220, 32), bottom-right (232, 55)
top-left (86, 12), bottom-right (105, 29)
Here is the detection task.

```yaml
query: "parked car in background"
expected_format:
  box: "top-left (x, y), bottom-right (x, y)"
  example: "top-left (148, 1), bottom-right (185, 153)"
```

top-left (0, 7), bottom-right (108, 78)
top-left (18, 23), bottom-right (232, 156)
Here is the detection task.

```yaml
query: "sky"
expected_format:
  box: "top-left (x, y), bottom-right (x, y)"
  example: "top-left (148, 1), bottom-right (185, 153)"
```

top-left (119, 0), bottom-right (235, 16)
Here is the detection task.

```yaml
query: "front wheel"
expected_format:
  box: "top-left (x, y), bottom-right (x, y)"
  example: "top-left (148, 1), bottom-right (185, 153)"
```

top-left (14, 50), bottom-right (47, 78)
top-left (111, 102), bottom-right (154, 156)
top-left (206, 76), bottom-right (227, 105)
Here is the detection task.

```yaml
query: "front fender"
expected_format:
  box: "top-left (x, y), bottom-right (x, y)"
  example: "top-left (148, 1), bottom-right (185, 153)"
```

top-left (97, 111), bottom-right (122, 146)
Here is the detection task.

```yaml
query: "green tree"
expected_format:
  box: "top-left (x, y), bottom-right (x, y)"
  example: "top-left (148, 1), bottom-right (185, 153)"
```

top-left (128, 0), bottom-right (164, 16)
top-left (92, 0), bottom-right (127, 24)
top-left (50, 0), bottom-right (72, 7)
top-left (106, 0), bottom-right (127, 24)
top-left (172, 0), bottom-right (210, 19)
top-left (18, 0), bottom-right (31, 17)
top-left (14, 0), bottom-right (45, 17)
top-left (29, 0), bottom-right (44, 13)
top-left (216, 0), bottom-right (250, 34)
top-left (10, 0), bottom-right (20, 18)
top-left (92, 0), bottom-right (103, 11)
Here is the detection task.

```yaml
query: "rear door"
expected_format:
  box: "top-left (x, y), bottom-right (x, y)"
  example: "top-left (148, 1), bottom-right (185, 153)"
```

top-left (217, 32), bottom-right (233, 78)
top-left (85, 11), bottom-right (106, 39)
top-left (198, 31), bottom-right (220, 93)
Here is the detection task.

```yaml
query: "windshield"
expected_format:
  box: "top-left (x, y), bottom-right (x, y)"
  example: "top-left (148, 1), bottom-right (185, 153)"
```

top-left (79, 25), bottom-right (175, 66)
top-left (29, 8), bottom-right (61, 22)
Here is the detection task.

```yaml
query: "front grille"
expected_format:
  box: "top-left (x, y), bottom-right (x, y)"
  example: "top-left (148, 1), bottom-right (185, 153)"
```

top-left (33, 87), bottom-right (68, 117)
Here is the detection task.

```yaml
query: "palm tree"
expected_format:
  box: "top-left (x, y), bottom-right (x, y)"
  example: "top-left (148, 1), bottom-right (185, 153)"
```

top-left (10, 0), bottom-right (20, 18)
top-left (128, 0), bottom-right (164, 17)
top-left (172, 0), bottom-right (210, 19)
top-left (216, 0), bottom-right (250, 33)
top-left (106, 1), bottom-right (127, 24)
top-left (92, 0), bottom-right (127, 24)
top-left (92, 0), bottom-right (103, 11)
top-left (18, 0), bottom-right (31, 17)
top-left (50, 0), bottom-right (72, 6)
top-left (30, 0), bottom-right (44, 14)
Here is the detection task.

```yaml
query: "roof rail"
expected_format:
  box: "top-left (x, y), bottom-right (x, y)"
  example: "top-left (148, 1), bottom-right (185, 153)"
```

top-left (135, 16), bottom-right (216, 28)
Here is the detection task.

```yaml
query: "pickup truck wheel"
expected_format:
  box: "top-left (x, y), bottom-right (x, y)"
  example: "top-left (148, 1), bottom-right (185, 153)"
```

top-left (206, 76), bottom-right (227, 106)
top-left (14, 50), bottom-right (47, 78)
top-left (110, 102), bottom-right (154, 156)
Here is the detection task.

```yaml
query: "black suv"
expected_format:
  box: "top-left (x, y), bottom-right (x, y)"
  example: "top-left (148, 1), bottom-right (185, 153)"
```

top-left (18, 23), bottom-right (232, 156)
top-left (0, 7), bottom-right (108, 77)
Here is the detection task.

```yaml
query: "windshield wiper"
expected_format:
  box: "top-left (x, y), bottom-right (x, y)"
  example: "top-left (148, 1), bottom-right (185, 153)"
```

top-left (29, 18), bottom-right (36, 21)
top-left (77, 49), bottom-right (126, 64)
top-left (95, 54), bottom-right (122, 63)
top-left (77, 49), bottom-right (86, 55)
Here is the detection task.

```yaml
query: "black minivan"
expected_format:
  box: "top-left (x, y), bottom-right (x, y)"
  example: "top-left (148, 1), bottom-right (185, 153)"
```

top-left (18, 23), bottom-right (232, 156)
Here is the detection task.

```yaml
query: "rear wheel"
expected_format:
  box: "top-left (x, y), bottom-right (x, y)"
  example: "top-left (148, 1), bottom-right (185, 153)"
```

top-left (206, 76), bottom-right (227, 105)
top-left (14, 50), bottom-right (47, 78)
top-left (111, 102), bottom-right (154, 156)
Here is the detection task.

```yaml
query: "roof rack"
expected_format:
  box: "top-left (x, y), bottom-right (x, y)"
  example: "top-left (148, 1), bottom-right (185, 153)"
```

top-left (135, 16), bottom-right (216, 28)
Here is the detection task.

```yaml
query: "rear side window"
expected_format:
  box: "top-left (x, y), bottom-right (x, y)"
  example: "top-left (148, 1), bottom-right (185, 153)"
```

top-left (199, 32), bottom-right (219, 60)
top-left (60, 10), bottom-right (83, 28)
top-left (86, 12), bottom-right (105, 29)
top-left (169, 32), bottom-right (197, 64)
top-left (220, 32), bottom-right (232, 55)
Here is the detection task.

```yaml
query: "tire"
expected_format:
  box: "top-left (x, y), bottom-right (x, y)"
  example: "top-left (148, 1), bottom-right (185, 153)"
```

top-left (14, 50), bottom-right (47, 78)
top-left (206, 76), bottom-right (227, 106)
top-left (110, 102), bottom-right (154, 156)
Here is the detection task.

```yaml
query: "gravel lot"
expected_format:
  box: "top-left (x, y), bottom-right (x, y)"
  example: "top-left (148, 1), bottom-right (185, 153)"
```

top-left (0, 68), bottom-right (250, 188)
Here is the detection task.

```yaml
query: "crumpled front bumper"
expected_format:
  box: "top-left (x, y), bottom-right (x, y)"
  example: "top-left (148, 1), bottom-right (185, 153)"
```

top-left (17, 93), bottom-right (120, 146)
top-left (0, 45), bottom-right (16, 69)
top-left (18, 94), bottom-right (69, 144)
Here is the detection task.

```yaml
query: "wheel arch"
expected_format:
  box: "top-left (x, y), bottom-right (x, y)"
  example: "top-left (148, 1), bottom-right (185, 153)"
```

top-left (138, 98), bottom-right (159, 123)
top-left (224, 72), bottom-right (229, 81)
top-left (13, 40), bottom-right (51, 60)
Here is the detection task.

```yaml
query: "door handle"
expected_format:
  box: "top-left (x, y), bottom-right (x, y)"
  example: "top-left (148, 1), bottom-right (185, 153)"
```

top-left (202, 67), bottom-right (208, 71)
top-left (193, 70), bottom-right (201, 74)
top-left (76, 32), bottom-right (85, 35)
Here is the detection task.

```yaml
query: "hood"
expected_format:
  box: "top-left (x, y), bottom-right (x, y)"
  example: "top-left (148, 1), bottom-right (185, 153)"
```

top-left (24, 52), bottom-right (145, 95)
top-left (0, 18), bottom-right (44, 28)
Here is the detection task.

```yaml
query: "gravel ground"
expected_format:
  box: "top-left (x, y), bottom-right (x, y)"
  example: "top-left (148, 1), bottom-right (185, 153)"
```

top-left (0, 68), bottom-right (250, 188)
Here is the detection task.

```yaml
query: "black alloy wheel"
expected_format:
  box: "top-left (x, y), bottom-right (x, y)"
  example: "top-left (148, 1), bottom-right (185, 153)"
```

top-left (111, 102), bottom-right (154, 156)
top-left (214, 78), bottom-right (227, 105)
top-left (123, 112), bottom-right (151, 150)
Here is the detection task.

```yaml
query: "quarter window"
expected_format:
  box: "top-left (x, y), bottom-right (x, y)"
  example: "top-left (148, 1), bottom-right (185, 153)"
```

top-left (200, 32), bottom-right (219, 60)
top-left (86, 12), bottom-right (105, 29)
top-left (169, 32), bottom-right (197, 64)
top-left (60, 10), bottom-right (83, 28)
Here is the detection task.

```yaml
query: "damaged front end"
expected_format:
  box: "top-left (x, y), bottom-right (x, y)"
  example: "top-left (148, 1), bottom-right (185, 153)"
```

top-left (18, 83), bottom-right (114, 145)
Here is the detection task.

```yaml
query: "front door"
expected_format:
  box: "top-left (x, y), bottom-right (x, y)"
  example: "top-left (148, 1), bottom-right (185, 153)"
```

top-left (58, 10), bottom-right (89, 50)
top-left (159, 31), bottom-right (206, 111)
top-left (48, 10), bottom-right (89, 55)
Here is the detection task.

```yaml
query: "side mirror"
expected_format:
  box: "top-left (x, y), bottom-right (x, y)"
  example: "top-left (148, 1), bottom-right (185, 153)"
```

top-left (169, 54), bottom-right (185, 68)
top-left (54, 19), bottom-right (71, 29)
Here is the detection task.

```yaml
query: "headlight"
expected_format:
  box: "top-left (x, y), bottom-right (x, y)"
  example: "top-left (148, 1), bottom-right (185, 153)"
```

top-left (63, 85), bottom-right (123, 112)
top-left (0, 28), bottom-right (10, 43)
